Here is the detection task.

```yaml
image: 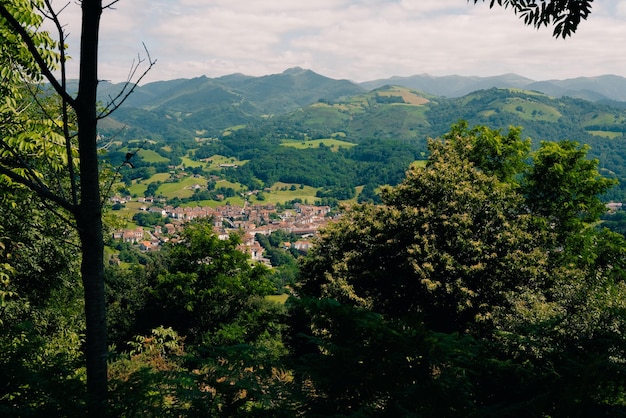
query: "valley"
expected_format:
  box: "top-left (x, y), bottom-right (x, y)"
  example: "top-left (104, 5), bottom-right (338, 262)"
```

top-left (100, 69), bottom-right (626, 256)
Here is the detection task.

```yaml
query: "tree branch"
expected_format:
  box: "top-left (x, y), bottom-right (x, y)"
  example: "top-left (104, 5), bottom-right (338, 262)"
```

top-left (0, 3), bottom-right (75, 105)
top-left (0, 165), bottom-right (75, 213)
top-left (42, 0), bottom-right (80, 206)
top-left (103, 0), bottom-right (122, 10)
top-left (97, 43), bottom-right (156, 119)
top-left (472, 0), bottom-right (593, 38)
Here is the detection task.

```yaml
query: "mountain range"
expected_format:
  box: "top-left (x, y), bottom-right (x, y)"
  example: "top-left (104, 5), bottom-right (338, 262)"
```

top-left (359, 73), bottom-right (626, 103)
top-left (99, 67), bottom-right (626, 112)
top-left (98, 67), bottom-right (626, 143)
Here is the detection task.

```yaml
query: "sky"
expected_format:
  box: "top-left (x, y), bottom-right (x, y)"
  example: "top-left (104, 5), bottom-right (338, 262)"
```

top-left (51, 0), bottom-right (626, 84)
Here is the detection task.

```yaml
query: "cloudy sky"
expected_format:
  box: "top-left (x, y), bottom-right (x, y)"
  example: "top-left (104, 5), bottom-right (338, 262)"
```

top-left (53, 0), bottom-right (626, 84)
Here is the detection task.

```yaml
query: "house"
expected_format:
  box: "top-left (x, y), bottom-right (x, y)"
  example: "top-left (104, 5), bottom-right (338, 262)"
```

top-left (148, 206), bottom-right (167, 216)
top-left (117, 227), bottom-right (144, 243)
top-left (139, 241), bottom-right (154, 251)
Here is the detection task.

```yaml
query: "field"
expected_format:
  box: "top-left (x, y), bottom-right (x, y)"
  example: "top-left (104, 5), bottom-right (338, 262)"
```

top-left (180, 156), bottom-right (206, 168)
top-left (252, 182), bottom-right (319, 205)
top-left (266, 294), bottom-right (290, 304)
top-left (375, 86), bottom-right (430, 105)
top-left (280, 138), bottom-right (357, 151)
top-left (203, 154), bottom-right (249, 169)
top-left (127, 173), bottom-right (170, 196)
top-left (136, 149), bottom-right (170, 163)
top-left (502, 98), bottom-right (562, 122)
top-left (158, 176), bottom-right (208, 199)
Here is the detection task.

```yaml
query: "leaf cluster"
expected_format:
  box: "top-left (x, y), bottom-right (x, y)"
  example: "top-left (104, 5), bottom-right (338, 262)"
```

top-left (475, 0), bottom-right (593, 38)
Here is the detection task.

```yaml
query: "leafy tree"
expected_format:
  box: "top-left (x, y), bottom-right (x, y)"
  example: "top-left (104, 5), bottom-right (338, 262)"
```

top-left (473, 0), bottom-right (593, 38)
top-left (0, 187), bottom-right (84, 415)
top-left (122, 221), bottom-right (275, 345)
top-left (291, 123), bottom-right (626, 415)
top-left (105, 221), bottom-right (295, 415)
top-left (132, 211), bottom-right (167, 227)
top-left (523, 140), bottom-right (616, 241)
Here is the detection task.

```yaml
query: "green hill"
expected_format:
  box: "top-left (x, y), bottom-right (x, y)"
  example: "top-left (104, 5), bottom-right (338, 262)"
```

top-left (99, 75), bottom-right (626, 201)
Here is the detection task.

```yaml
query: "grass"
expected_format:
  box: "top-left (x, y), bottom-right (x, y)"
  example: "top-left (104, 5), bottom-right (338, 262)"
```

top-left (203, 155), bottom-right (249, 170)
top-left (127, 173), bottom-right (170, 196)
top-left (584, 112), bottom-right (625, 125)
top-left (248, 182), bottom-right (318, 205)
top-left (158, 176), bottom-right (208, 199)
top-left (376, 86), bottom-right (430, 105)
top-left (215, 179), bottom-right (244, 189)
top-left (280, 138), bottom-right (357, 151)
top-left (502, 98), bottom-right (561, 122)
top-left (180, 196), bottom-right (246, 208)
top-left (588, 130), bottom-right (623, 139)
top-left (180, 156), bottom-right (206, 168)
top-left (266, 294), bottom-right (290, 304)
top-left (137, 149), bottom-right (169, 163)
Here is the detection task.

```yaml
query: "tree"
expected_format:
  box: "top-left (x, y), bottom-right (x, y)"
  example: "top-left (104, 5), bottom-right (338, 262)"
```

top-left (112, 221), bottom-right (274, 345)
top-left (473, 0), bottom-right (593, 38)
top-left (105, 220), bottom-right (295, 415)
top-left (291, 123), bottom-right (626, 415)
top-left (523, 140), bottom-right (616, 241)
top-left (0, 186), bottom-right (85, 415)
top-left (0, 1), bottom-right (153, 414)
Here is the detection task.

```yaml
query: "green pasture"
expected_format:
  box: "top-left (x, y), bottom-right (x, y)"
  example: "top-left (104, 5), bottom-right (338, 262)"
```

top-left (502, 98), bottom-right (561, 122)
top-left (181, 156), bottom-right (206, 168)
top-left (588, 130), bottom-right (623, 139)
top-left (181, 196), bottom-right (246, 208)
top-left (222, 125), bottom-right (246, 136)
top-left (118, 146), bottom-right (169, 163)
top-left (105, 203), bottom-right (142, 228)
top-left (215, 179), bottom-right (244, 189)
top-left (127, 173), bottom-right (170, 196)
top-left (300, 103), bottom-right (353, 127)
top-left (280, 138), bottom-right (357, 151)
top-left (158, 177), bottom-right (209, 199)
top-left (247, 182), bottom-right (318, 205)
top-left (203, 155), bottom-right (249, 170)
top-left (137, 149), bottom-right (169, 163)
top-left (376, 86), bottom-right (429, 105)
top-left (584, 112), bottom-right (625, 125)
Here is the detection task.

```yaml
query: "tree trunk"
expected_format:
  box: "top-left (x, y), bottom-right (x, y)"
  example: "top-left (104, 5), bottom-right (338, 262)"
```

top-left (76, 0), bottom-right (107, 415)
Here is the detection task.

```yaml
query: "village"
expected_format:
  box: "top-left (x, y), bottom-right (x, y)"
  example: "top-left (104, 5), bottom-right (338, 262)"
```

top-left (111, 195), bottom-right (334, 264)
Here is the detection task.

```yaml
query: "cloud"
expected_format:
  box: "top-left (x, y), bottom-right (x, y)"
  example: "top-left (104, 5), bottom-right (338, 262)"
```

top-left (42, 0), bottom-right (626, 83)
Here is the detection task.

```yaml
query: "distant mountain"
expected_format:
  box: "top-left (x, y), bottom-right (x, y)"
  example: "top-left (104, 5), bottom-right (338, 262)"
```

top-left (101, 68), bottom-right (365, 138)
top-left (361, 73), bottom-right (626, 102)
top-left (265, 85), bottom-right (626, 144)
top-left (359, 73), bottom-right (534, 98)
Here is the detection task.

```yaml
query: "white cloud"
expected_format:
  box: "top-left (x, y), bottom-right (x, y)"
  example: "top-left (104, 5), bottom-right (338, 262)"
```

top-left (41, 0), bottom-right (626, 83)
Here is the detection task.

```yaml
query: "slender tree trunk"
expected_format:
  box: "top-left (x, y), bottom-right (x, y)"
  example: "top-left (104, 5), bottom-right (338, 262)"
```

top-left (76, 0), bottom-right (107, 414)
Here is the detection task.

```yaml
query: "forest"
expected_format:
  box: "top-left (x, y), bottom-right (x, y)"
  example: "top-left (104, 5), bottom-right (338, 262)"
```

top-left (3, 0), bottom-right (626, 416)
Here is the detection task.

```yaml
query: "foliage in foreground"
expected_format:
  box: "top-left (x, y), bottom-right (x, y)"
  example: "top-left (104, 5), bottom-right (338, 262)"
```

top-left (4, 122), bottom-right (626, 416)
top-left (291, 122), bottom-right (626, 416)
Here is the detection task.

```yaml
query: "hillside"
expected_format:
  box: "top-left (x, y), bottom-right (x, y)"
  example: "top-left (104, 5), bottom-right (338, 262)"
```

top-left (100, 68), bottom-right (365, 139)
top-left (98, 70), bottom-right (626, 202)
